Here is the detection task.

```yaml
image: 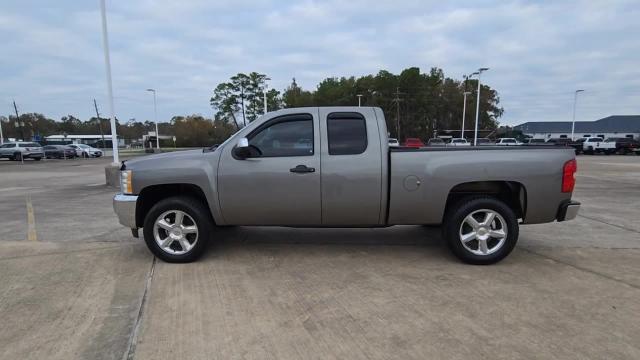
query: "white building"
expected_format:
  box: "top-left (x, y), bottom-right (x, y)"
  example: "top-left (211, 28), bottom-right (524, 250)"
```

top-left (515, 115), bottom-right (640, 140)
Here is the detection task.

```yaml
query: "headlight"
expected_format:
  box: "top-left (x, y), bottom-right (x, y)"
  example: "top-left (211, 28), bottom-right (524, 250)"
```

top-left (120, 170), bottom-right (133, 194)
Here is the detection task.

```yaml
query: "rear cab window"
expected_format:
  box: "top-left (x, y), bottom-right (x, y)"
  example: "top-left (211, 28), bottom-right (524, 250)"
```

top-left (326, 112), bottom-right (367, 155)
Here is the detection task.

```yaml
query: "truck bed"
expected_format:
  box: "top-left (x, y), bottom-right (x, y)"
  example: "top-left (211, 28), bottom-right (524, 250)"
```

top-left (387, 146), bottom-right (575, 225)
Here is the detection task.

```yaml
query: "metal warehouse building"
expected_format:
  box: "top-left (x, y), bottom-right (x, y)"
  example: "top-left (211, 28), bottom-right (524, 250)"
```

top-left (515, 115), bottom-right (640, 140)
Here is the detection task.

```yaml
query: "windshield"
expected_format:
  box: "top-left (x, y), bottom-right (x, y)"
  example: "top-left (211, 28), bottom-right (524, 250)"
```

top-left (78, 144), bottom-right (89, 148)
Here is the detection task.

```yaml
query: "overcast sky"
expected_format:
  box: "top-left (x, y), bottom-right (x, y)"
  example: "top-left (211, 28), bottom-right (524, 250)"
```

top-left (1, 0), bottom-right (639, 126)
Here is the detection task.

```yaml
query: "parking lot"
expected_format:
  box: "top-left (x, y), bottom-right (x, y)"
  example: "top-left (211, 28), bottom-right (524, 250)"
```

top-left (0, 155), bottom-right (639, 359)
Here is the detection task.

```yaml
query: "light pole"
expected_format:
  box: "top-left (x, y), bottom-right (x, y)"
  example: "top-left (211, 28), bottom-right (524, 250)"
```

top-left (100, 0), bottom-right (119, 164)
top-left (263, 87), bottom-right (268, 114)
top-left (146, 89), bottom-right (160, 149)
top-left (471, 68), bottom-right (489, 145)
top-left (571, 89), bottom-right (585, 141)
top-left (461, 91), bottom-right (471, 139)
top-left (357, 94), bottom-right (363, 107)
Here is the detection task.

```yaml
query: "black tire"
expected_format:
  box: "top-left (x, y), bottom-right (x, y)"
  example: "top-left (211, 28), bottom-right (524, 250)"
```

top-left (442, 196), bottom-right (519, 265)
top-left (143, 196), bottom-right (214, 263)
top-left (33, 157), bottom-right (41, 161)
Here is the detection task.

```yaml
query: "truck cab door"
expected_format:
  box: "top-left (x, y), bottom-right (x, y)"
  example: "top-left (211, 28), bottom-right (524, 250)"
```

top-left (218, 112), bottom-right (321, 225)
top-left (319, 108), bottom-right (385, 225)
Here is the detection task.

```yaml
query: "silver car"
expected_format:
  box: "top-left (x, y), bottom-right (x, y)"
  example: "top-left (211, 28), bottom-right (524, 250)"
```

top-left (0, 142), bottom-right (44, 161)
top-left (68, 144), bottom-right (103, 158)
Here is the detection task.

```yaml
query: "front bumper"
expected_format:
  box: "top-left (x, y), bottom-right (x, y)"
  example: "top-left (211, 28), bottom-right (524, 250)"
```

top-left (557, 200), bottom-right (580, 222)
top-left (113, 194), bottom-right (138, 228)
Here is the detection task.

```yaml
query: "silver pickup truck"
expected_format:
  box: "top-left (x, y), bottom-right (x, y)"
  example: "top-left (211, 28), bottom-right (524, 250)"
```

top-left (113, 107), bottom-right (580, 264)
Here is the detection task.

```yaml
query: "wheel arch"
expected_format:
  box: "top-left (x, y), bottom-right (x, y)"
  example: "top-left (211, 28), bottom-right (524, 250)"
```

top-left (135, 183), bottom-right (217, 228)
top-left (443, 181), bottom-right (526, 222)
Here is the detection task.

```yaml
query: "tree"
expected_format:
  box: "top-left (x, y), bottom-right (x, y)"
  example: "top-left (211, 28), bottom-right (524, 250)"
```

top-left (210, 82), bottom-right (241, 129)
top-left (282, 78), bottom-right (314, 107)
top-left (278, 67), bottom-right (503, 141)
top-left (210, 72), bottom-right (274, 127)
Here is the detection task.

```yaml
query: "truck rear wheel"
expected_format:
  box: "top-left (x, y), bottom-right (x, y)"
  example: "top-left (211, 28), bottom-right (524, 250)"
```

top-left (443, 197), bottom-right (519, 265)
top-left (143, 196), bottom-right (214, 263)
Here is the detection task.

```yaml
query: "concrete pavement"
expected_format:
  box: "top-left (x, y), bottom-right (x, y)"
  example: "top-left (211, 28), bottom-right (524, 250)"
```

top-left (0, 155), bottom-right (638, 359)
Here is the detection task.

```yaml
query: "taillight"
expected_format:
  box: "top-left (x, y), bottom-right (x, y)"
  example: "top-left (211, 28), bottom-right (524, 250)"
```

top-left (562, 159), bottom-right (577, 193)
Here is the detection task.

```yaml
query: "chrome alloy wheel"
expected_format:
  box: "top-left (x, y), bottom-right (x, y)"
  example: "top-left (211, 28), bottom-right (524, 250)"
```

top-left (153, 210), bottom-right (199, 255)
top-left (459, 209), bottom-right (507, 256)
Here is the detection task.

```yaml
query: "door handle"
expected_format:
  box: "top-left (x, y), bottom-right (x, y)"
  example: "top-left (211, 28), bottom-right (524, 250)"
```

top-left (290, 165), bottom-right (315, 173)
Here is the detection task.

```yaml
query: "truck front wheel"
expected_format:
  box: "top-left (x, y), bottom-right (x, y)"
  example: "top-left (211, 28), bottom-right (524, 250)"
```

top-left (443, 197), bottom-right (519, 265)
top-left (143, 196), bottom-right (213, 263)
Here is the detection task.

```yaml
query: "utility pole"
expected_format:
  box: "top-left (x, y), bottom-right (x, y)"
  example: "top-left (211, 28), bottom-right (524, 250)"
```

top-left (94, 99), bottom-right (106, 149)
top-left (393, 87), bottom-right (404, 140)
top-left (13, 100), bottom-right (24, 141)
top-left (571, 90), bottom-right (585, 141)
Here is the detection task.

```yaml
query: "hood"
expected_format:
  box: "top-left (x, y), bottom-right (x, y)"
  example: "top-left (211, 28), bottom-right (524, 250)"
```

top-left (123, 149), bottom-right (204, 170)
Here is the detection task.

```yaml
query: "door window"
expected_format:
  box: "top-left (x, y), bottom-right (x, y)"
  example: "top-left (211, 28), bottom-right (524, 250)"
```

top-left (327, 113), bottom-right (367, 155)
top-left (248, 114), bottom-right (313, 157)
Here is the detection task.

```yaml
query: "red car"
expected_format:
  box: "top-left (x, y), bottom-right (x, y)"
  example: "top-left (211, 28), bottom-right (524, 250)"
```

top-left (402, 138), bottom-right (425, 148)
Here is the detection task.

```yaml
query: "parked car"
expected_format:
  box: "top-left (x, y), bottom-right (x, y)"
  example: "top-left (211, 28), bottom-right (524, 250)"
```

top-left (68, 144), bottom-right (103, 158)
top-left (43, 145), bottom-right (77, 159)
top-left (0, 142), bottom-right (44, 161)
top-left (402, 138), bottom-right (425, 148)
top-left (547, 138), bottom-right (585, 154)
top-left (113, 106), bottom-right (580, 265)
top-left (448, 138), bottom-right (471, 146)
top-left (495, 138), bottom-right (521, 146)
top-left (476, 138), bottom-right (494, 146)
top-left (388, 138), bottom-right (400, 147)
top-left (427, 138), bottom-right (446, 147)
top-left (523, 138), bottom-right (547, 145)
top-left (582, 137), bottom-right (615, 154)
top-left (605, 137), bottom-right (640, 155)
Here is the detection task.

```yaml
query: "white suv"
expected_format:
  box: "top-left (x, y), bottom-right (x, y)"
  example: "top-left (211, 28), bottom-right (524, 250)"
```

top-left (0, 142), bottom-right (44, 161)
top-left (448, 138), bottom-right (471, 146)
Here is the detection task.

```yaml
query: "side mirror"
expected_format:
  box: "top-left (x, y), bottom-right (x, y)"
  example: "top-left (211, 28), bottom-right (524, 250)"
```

top-left (233, 137), bottom-right (251, 159)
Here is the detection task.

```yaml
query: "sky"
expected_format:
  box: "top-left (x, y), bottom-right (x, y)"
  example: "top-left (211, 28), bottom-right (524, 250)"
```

top-left (1, 0), bottom-right (639, 126)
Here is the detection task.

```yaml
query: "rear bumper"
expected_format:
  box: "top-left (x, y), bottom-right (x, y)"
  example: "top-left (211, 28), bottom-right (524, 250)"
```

top-left (557, 200), bottom-right (580, 222)
top-left (113, 194), bottom-right (138, 228)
